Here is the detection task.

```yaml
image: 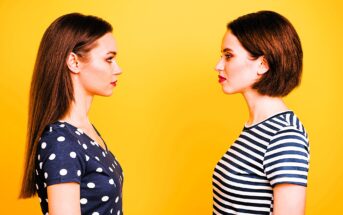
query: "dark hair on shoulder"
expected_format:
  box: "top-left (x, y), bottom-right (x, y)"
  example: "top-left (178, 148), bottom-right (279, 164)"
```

top-left (20, 13), bottom-right (112, 198)
top-left (228, 10), bottom-right (303, 97)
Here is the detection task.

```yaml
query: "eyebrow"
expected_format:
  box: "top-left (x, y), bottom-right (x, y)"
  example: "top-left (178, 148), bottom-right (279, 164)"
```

top-left (222, 48), bottom-right (233, 53)
top-left (107, 51), bottom-right (117, 56)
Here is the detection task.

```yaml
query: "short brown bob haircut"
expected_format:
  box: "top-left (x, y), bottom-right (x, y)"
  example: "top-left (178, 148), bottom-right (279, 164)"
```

top-left (228, 10), bottom-right (303, 97)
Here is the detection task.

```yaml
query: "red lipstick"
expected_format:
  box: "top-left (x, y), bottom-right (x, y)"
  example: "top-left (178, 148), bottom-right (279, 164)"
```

top-left (110, 81), bottom-right (117, 87)
top-left (218, 75), bottom-right (226, 83)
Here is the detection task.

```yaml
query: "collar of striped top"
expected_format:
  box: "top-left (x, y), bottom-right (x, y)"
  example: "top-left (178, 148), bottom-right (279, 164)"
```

top-left (244, 110), bottom-right (293, 129)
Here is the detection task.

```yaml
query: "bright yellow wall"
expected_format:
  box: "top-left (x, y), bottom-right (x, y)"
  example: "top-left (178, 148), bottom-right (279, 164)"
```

top-left (1, 0), bottom-right (342, 214)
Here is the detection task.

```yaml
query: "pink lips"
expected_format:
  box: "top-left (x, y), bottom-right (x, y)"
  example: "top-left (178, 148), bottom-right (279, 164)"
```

top-left (110, 81), bottom-right (117, 87)
top-left (218, 75), bottom-right (226, 83)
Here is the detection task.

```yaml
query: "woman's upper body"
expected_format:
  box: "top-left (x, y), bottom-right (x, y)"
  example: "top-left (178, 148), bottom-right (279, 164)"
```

top-left (213, 11), bottom-right (309, 215)
top-left (20, 13), bottom-right (122, 215)
top-left (36, 120), bottom-right (123, 215)
top-left (213, 110), bottom-right (309, 215)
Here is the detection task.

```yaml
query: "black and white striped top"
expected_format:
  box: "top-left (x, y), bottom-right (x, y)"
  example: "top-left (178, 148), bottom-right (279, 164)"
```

top-left (213, 111), bottom-right (310, 215)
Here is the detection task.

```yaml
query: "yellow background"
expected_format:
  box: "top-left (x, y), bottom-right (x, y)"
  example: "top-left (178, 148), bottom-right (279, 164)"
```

top-left (0, 0), bottom-right (342, 214)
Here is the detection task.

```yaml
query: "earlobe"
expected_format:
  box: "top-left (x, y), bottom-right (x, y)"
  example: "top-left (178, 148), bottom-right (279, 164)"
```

top-left (257, 56), bottom-right (269, 75)
top-left (66, 52), bottom-right (80, 74)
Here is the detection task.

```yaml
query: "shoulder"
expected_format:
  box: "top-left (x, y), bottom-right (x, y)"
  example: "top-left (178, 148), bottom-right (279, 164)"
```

top-left (37, 121), bottom-right (87, 183)
top-left (38, 121), bottom-right (84, 158)
top-left (263, 112), bottom-right (310, 187)
top-left (269, 111), bottom-right (309, 143)
top-left (265, 112), bottom-right (310, 159)
top-left (274, 111), bottom-right (308, 136)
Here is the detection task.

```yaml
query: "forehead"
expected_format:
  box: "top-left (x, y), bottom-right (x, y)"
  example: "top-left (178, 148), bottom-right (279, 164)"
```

top-left (91, 32), bottom-right (117, 54)
top-left (221, 30), bottom-right (247, 54)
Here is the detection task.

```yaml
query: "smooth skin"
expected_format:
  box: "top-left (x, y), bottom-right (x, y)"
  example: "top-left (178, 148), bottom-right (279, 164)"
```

top-left (215, 30), bottom-right (306, 215)
top-left (47, 32), bottom-right (122, 215)
top-left (47, 183), bottom-right (81, 215)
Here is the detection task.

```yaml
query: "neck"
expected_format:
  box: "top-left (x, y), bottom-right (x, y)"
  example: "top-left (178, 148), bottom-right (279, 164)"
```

top-left (242, 89), bottom-right (289, 126)
top-left (60, 78), bottom-right (93, 127)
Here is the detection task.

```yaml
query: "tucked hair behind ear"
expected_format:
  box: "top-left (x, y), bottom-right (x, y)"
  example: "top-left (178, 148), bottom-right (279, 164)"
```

top-left (228, 10), bottom-right (303, 97)
top-left (20, 13), bottom-right (112, 198)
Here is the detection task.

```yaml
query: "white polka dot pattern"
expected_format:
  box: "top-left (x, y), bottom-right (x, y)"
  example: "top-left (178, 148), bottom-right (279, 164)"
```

top-left (59, 169), bottom-right (67, 176)
top-left (70, 152), bottom-right (77, 158)
top-left (102, 196), bottom-right (109, 202)
top-left (48, 153), bottom-right (56, 160)
top-left (36, 121), bottom-right (123, 215)
top-left (57, 136), bottom-right (65, 142)
top-left (109, 179), bottom-right (114, 185)
top-left (80, 198), bottom-right (88, 204)
top-left (87, 182), bottom-right (95, 188)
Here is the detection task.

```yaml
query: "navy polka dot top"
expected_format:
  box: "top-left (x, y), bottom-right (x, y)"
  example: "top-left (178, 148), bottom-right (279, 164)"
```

top-left (35, 120), bottom-right (124, 215)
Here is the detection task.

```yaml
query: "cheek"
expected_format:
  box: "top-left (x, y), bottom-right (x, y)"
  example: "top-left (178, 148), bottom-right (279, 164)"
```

top-left (223, 60), bottom-right (258, 90)
top-left (88, 62), bottom-right (111, 80)
top-left (224, 60), bottom-right (244, 78)
top-left (81, 64), bottom-right (110, 89)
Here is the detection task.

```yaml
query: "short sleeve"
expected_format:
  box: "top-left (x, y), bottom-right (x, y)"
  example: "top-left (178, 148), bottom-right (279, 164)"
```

top-left (38, 130), bottom-right (86, 186)
top-left (263, 127), bottom-right (310, 187)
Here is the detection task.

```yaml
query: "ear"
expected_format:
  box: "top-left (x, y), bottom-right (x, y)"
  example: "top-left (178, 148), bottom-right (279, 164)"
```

top-left (66, 52), bottom-right (81, 74)
top-left (257, 56), bottom-right (269, 75)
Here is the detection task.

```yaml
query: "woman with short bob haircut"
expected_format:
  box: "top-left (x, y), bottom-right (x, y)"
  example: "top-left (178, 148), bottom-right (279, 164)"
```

top-left (213, 11), bottom-right (310, 215)
top-left (20, 13), bottom-right (123, 215)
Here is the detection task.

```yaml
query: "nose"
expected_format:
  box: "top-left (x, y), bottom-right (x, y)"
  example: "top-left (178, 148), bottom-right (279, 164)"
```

top-left (215, 58), bottom-right (224, 72)
top-left (112, 60), bottom-right (122, 75)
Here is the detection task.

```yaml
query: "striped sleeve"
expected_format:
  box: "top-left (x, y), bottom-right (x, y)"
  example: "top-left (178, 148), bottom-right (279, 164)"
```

top-left (263, 126), bottom-right (310, 187)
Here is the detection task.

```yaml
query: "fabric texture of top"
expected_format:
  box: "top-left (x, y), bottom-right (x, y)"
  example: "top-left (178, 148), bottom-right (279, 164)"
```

top-left (212, 111), bottom-right (310, 215)
top-left (35, 120), bottom-right (123, 215)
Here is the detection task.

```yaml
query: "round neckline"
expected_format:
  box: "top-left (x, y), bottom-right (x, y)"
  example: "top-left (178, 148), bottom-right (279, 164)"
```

top-left (244, 110), bottom-right (293, 129)
top-left (57, 120), bottom-right (109, 152)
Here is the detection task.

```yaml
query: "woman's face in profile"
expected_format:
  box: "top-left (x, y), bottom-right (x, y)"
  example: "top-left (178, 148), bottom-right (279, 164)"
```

top-left (215, 31), bottom-right (261, 95)
top-left (78, 32), bottom-right (122, 97)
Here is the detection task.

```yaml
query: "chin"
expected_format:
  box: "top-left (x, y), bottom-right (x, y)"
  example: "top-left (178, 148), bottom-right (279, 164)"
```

top-left (97, 90), bottom-right (113, 97)
top-left (222, 86), bottom-right (237, 95)
top-left (104, 91), bottom-right (114, 97)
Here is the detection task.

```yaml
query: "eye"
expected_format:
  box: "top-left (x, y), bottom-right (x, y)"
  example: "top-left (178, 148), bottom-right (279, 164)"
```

top-left (106, 56), bottom-right (115, 63)
top-left (224, 53), bottom-right (233, 60)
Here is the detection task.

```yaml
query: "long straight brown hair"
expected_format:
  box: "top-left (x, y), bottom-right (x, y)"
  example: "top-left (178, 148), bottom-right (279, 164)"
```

top-left (19, 13), bottom-right (112, 198)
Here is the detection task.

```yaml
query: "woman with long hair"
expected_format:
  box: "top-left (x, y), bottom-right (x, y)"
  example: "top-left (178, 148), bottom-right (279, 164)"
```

top-left (212, 11), bottom-right (310, 214)
top-left (20, 13), bottom-right (123, 215)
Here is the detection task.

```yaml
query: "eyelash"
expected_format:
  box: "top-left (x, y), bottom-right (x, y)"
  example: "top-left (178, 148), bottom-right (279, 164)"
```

top-left (224, 54), bottom-right (233, 60)
top-left (106, 57), bottom-right (115, 63)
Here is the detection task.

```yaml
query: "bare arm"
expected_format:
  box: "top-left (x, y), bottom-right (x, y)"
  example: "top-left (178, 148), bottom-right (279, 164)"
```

top-left (273, 184), bottom-right (306, 215)
top-left (47, 182), bottom-right (81, 215)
